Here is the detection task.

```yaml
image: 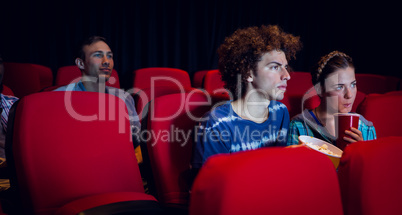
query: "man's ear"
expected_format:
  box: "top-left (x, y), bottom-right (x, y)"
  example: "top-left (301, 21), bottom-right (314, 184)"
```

top-left (247, 71), bottom-right (254, 83)
top-left (75, 58), bottom-right (85, 70)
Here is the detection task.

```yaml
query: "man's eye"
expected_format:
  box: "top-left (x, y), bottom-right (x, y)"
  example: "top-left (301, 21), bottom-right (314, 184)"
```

top-left (271, 65), bottom-right (280, 71)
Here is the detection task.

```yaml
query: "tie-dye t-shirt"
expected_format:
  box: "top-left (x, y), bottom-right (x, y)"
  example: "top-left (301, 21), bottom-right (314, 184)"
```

top-left (192, 100), bottom-right (289, 168)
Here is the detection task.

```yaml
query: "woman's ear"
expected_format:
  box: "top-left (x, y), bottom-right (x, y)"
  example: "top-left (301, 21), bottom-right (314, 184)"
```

top-left (314, 84), bottom-right (322, 97)
top-left (75, 58), bottom-right (85, 70)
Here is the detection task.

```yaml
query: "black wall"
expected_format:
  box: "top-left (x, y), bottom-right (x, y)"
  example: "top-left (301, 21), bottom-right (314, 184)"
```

top-left (1, 0), bottom-right (400, 90)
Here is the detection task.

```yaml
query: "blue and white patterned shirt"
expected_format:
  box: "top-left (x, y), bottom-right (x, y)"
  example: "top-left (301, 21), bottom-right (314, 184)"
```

top-left (192, 100), bottom-right (289, 168)
top-left (0, 93), bottom-right (19, 159)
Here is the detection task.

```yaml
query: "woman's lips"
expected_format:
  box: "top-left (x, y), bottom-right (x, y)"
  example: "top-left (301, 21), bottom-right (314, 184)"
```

top-left (343, 103), bottom-right (352, 108)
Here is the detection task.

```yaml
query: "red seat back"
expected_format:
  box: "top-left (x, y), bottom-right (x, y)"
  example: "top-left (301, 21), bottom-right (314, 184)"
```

top-left (355, 73), bottom-right (399, 94)
top-left (134, 86), bottom-right (202, 123)
top-left (3, 62), bottom-right (52, 98)
top-left (357, 93), bottom-right (402, 137)
top-left (338, 137), bottom-right (402, 215)
top-left (192, 70), bottom-right (210, 88)
top-left (8, 91), bottom-right (144, 214)
top-left (287, 71), bottom-right (313, 95)
top-left (190, 147), bottom-right (343, 215)
top-left (2, 85), bottom-right (14, 96)
top-left (56, 65), bottom-right (120, 88)
top-left (203, 69), bottom-right (230, 99)
top-left (146, 92), bottom-right (212, 206)
top-left (132, 67), bottom-right (191, 94)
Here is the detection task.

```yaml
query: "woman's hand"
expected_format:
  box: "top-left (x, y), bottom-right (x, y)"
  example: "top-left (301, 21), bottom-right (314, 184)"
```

top-left (343, 127), bottom-right (363, 143)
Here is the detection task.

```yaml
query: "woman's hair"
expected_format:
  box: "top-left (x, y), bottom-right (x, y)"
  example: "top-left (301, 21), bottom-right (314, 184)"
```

top-left (217, 25), bottom-right (302, 99)
top-left (311, 51), bottom-right (354, 87)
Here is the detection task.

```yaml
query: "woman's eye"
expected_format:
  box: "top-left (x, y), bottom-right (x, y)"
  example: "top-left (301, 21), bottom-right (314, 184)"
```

top-left (336, 86), bottom-right (344, 91)
top-left (351, 82), bottom-right (357, 88)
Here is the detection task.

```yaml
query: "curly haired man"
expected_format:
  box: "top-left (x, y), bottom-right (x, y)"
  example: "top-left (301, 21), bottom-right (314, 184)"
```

top-left (191, 25), bottom-right (302, 172)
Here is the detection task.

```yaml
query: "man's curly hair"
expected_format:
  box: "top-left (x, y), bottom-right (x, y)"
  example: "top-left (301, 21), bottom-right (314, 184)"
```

top-left (217, 25), bottom-right (302, 99)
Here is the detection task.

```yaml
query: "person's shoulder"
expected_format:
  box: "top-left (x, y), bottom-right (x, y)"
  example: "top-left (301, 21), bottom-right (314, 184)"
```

top-left (1, 94), bottom-right (19, 102)
top-left (53, 83), bottom-right (76, 91)
top-left (201, 101), bottom-right (234, 124)
top-left (354, 113), bottom-right (374, 127)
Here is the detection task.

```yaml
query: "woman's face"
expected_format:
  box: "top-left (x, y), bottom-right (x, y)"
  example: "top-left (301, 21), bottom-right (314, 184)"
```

top-left (322, 66), bottom-right (357, 113)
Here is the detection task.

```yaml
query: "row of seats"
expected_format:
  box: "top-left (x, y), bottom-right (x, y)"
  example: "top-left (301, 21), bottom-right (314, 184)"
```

top-left (3, 62), bottom-right (400, 99)
top-left (6, 91), bottom-right (402, 214)
top-left (190, 136), bottom-right (402, 215)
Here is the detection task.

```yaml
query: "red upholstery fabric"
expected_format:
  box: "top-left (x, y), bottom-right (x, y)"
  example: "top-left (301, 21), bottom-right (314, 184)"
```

top-left (2, 85), bottom-right (14, 96)
top-left (146, 92), bottom-right (212, 206)
top-left (55, 191), bottom-right (157, 215)
top-left (356, 93), bottom-right (402, 137)
top-left (355, 74), bottom-right (399, 94)
top-left (134, 86), bottom-right (201, 123)
top-left (338, 137), bottom-right (402, 215)
top-left (132, 67), bottom-right (191, 94)
top-left (9, 91), bottom-right (154, 215)
top-left (3, 62), bottom-right (52, 97)
top-left (56, 65), bottom-right (120, 88)
top-left (203, 69), bottom-right (230, 99)
top-left (189, 147), bottom-right (343, 215)
top-left (192, 70), bottom-right (210, 88)
top-left (287, 71), bottom-right (313, 95)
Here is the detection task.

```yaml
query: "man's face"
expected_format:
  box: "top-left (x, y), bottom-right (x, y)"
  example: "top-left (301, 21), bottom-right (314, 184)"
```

top-left (80, 41), bottom-right (114, 82)
top-left (248, 50), bottom-right (290, 100)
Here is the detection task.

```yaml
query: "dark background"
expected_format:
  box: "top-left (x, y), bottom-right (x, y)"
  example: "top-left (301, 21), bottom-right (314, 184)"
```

top-left (0, 0), bottom-right (400, 90)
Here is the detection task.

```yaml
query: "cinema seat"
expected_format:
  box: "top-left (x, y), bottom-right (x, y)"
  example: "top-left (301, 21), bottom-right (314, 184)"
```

top-left (357, 93), bottom-right (402, 137)
top-left (338, 137), bottom-right (402, 215)
top-left (132, 67), bottom-right (191, 94)
top-left (56, 65), bottom-right (120, 88)
top-left (145, 92), bottom-right (212, 213)
top-left (190, 147), bottom-right (343, 215)
top-left (5, 91), bottom-right (160, 215)
top-left (203, 69), bottom-right (231, 100)
top-left (3, 62), bottom-right (53, 98)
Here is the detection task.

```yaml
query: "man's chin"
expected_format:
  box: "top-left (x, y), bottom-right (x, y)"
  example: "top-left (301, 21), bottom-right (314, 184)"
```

top-left (98, 75), bottom-right (110, 82)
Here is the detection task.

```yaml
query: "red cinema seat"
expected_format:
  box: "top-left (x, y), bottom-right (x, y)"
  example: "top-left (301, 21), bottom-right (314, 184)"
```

top-left (3, 62), bottom-right (53, 98)
top-left (338, 137), bottom-right (402, 215)
top-left (56, 65), bottom-right (120, 88)
top-left (2, 85), bottom-right (14, 96)
top-left (192, 69), bottom-right (210, 88)
top-left (356, 93), bottom-right (402, 137)
top-left (203, 69), bottom-right (231, 100)
top-left (132, 67), bottom-right (191, 94)
top-left (355, 73), bottom-right (399, 94)
top-left (5, 91), bottom-right (160, 215)
top-left (287, 71), bottom-right (313, 95)
top-left (189, 147), bottom-right (343, 215)
top-left (133, 86), bottom-right (202, 124)
top-left (145, 92), bottom-right (212, 211)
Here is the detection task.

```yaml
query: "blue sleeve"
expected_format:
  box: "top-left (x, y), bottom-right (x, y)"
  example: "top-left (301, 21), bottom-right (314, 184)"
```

top-left (192, 116), bottom-right (231, 168)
